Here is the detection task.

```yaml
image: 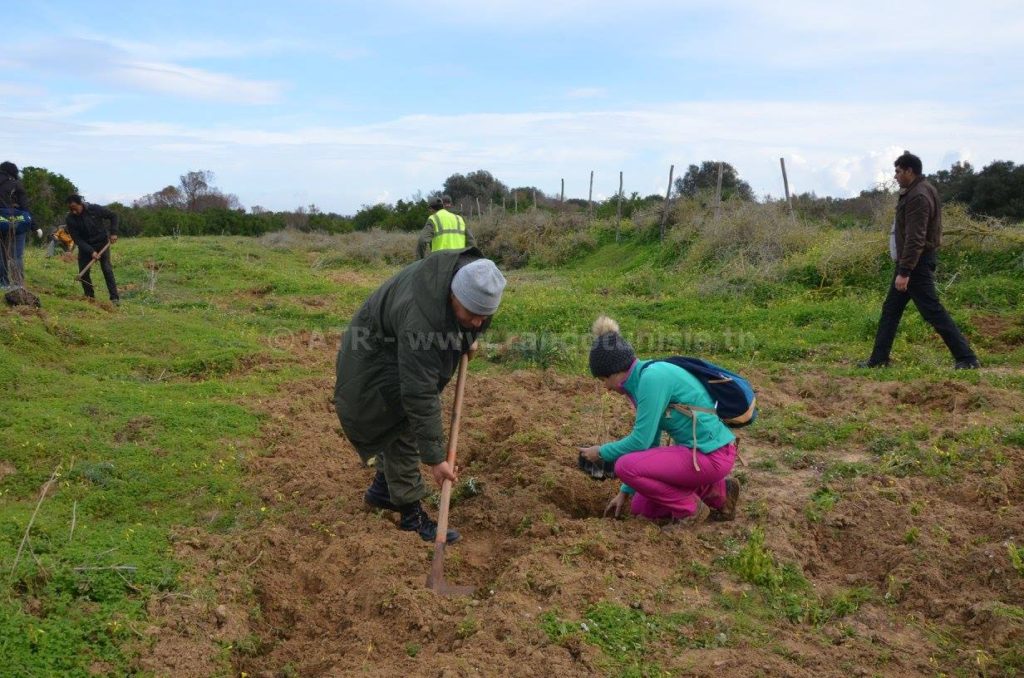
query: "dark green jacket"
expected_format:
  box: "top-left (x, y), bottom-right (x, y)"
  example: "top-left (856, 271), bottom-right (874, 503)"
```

top-left (333, 248), bottom-right (489, 464)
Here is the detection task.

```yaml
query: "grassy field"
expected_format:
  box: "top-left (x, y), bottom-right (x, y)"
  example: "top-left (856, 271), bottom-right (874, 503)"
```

top-left (1, 219), bottom-right (1022, 676)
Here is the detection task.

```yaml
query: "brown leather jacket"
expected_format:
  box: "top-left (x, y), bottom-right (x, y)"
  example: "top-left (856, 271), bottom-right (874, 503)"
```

top-left (895, 176), bottom-right (942, 275)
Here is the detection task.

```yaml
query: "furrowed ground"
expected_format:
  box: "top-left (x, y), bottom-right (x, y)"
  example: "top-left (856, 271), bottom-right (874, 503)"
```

top-left (1, 215), bottom-right (1023, 677)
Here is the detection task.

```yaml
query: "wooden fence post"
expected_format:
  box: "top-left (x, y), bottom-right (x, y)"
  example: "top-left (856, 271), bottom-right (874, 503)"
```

top-left (616, 171), bottom-right (623, 243)
top-left (714, 161), bottom-right (724, 220)
top-left (780, 157), bottom-right (794, 217)
top-left (588, 170), bottom-right (594, 216)
top-left (660, 164), bottom-right (674, 242)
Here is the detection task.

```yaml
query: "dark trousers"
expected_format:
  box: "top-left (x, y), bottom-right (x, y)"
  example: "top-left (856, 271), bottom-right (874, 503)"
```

top-left (869, 253), bottom-right (975, 364)
top-left (77, 246), bottom-right (119, 300)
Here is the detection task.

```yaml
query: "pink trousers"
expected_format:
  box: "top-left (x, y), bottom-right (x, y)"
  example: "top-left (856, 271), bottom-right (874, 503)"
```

top-left (616, 442), bottom-right (737, 520)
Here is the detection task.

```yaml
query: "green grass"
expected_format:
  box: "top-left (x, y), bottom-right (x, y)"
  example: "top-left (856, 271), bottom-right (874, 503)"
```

top-left (723, 527), bottom-right (871, 626)
top-left (1, 238), bottom-right (351, 675)
top-left (805, 487), bottom-right (841, 522)
top-left (541, 603), bottom-right (701, 676)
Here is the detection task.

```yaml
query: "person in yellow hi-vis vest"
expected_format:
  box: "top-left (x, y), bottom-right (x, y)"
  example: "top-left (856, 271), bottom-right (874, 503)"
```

top-left (416, 194), bottom-right (476, 259)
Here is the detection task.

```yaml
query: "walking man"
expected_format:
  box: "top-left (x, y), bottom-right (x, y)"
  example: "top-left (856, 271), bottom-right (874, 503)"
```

top-left (416, 195), bottom-right (476, 259)
top-left (334, 248), bottom-right (506, 543)
top-left (65, 195), bottom-right (121, 305)
top-left (860, 151), bottom-right (979, 369)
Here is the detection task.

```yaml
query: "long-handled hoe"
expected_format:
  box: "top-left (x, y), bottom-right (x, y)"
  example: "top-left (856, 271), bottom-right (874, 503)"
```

top-left (75, 241), bottom-right (111, 281)
top-left (426, 353), bottom-right (475, 596)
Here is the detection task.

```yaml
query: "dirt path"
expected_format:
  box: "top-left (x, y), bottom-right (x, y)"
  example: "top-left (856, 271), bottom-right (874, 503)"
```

top-left (138, 340), bottom-right (1024, 677)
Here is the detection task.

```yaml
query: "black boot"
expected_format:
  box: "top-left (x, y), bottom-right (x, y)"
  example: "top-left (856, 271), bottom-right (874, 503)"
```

top-left (363, 471), bottom-right (399, 511)
top-left (398, 503), bottom-right (460, 543)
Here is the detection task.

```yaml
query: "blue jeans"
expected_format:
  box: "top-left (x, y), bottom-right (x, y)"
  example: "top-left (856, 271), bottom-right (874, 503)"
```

top-left (0, 230), bottom-right (26, 288)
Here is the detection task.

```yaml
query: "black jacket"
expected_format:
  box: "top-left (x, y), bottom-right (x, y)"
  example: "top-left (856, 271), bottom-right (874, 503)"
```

top-left (66, 204), bottom-right (119, 255)
top-left (0, 174), bottom-right (29, 210)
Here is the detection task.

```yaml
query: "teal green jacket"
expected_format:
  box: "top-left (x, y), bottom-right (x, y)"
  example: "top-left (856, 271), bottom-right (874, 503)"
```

top-left (599, 358), bottom-right (735, 463)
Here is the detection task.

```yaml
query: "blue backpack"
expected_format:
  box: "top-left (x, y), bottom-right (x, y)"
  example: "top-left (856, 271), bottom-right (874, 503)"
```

top-left (640, 356), bottom-right (758, 428)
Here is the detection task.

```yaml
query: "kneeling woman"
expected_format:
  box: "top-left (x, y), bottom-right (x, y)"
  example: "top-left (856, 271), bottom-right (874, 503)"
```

top-left (579, 316), bottom-right (740, 524)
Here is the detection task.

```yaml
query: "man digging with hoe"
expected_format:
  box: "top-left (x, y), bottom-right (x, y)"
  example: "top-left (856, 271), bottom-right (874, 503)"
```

top-left (333, 248), bottom-right (506, 546)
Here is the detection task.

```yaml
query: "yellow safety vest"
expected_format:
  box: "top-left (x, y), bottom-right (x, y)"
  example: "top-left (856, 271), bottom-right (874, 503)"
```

top-left (428, 209), bottom-right (467, 252)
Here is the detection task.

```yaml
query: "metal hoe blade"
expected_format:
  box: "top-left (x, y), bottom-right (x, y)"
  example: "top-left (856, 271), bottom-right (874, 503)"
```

top-left (426, 541), bottom-right (475, 596)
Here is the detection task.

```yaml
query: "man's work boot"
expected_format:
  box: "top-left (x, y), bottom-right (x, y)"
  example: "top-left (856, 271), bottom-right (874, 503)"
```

top-left (398, 503), bottom-right (460, 543)
top-left (709, 478), bottom-right (741, 522)
top-left (363, 471), bottom-right (399, 512)
top-left (954, 359), bottom-right (980, 370)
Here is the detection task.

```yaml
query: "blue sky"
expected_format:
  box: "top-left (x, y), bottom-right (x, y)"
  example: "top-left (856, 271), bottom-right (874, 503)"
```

top-left (3, 0), bottom-right (1022, 213)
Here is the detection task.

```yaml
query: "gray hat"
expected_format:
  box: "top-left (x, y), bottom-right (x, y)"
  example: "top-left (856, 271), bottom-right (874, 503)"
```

top-left (589, 332), bottom-right (635, 377)
top-left (451, 259), bottom-right (506, 316)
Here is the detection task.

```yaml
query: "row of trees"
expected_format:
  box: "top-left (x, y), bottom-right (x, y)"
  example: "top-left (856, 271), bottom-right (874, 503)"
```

top-left (928, 160), bottom-right (1024, 221)
top-left (17, 159), bottom-right (1024, 239)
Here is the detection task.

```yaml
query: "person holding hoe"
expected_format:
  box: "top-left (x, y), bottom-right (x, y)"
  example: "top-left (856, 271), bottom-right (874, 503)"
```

top-left (65, 194), bottom-right (120, 305)
top-left (333, 248), bottom-right (506, 543)
top-left (578, 316), bottom-right (741, 525)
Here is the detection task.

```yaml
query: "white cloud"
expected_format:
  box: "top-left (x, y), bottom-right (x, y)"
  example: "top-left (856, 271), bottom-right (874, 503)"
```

top-left (9, 37), bottom-right (283, 104)
top-left (110, 60), bottom-right (282, 104)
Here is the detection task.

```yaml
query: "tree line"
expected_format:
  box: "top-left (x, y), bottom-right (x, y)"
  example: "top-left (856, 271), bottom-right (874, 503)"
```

top-left (17, 158), bottom-right (1024, 239)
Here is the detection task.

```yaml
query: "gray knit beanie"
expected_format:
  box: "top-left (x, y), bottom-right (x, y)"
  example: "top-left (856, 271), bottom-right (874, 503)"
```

top-left (451, 259), bottom-right (506, 315)
top-left (589, 316), bottom-right (636, 377)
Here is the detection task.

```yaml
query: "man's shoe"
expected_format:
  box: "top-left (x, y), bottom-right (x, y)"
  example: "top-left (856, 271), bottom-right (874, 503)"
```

top-left (856, 359), bottom-right (890, 368)
top-left (111, 299), bottom-right (120, 307)
top-left (364, 491), bottom-right (399, 512)
top-left (399, 505), bottom-right (460, 543)
top-left (954, 359), bottom-right (980, 370)
top-left (364, 471), bottom-right (399, 512)
top-left (709, 478), bottom-right (740, 522)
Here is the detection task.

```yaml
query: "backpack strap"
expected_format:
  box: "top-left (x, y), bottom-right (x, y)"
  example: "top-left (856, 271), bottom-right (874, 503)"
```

top-left (665, 403), bottom-right (717, 471)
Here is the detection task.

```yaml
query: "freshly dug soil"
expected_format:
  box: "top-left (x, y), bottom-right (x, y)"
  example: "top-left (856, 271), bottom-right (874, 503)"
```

top-left (138, 340), bottom-right (1024, 677)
